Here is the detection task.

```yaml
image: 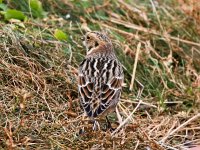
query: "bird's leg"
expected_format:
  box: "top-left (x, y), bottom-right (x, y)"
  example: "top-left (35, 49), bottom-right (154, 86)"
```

top-left (106, 116), bottom-right (112, 128)
top-left (79, 127), bottom-right (85, 135)
top-left (78, 113), bottom-right (87, 135)
top-left (92, 120), bottom-right (100, 131)
top-left (105, 116), bottom-right (115, 132)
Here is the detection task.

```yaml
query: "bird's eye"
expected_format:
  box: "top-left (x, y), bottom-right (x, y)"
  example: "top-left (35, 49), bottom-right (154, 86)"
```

top-left (87, 36), bottom-right (90, 40)
top-left (95, 41), bottom-right (99, 47)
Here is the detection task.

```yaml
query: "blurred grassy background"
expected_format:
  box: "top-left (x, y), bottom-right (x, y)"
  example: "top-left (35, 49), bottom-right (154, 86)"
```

top-left (0, 0), bottom-right (200, 149)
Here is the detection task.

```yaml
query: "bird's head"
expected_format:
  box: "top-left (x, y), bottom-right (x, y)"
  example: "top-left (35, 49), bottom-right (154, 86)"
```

top-left (82, 31), bottom-right (113, 55)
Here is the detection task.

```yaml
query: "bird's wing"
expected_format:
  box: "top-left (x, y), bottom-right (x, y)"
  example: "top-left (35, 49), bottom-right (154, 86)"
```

top-left (78, 58), bottom-right (96, 117)
top-left (78, 58), bottom-right (123, 118)
top-left (93, 59), bottom-right (123, 117)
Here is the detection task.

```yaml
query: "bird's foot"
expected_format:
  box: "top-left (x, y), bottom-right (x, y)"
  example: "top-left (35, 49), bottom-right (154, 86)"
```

top-left (92, 120), bottom-right (100, 131)
top-left (104, 116), bottom-right (116, 132)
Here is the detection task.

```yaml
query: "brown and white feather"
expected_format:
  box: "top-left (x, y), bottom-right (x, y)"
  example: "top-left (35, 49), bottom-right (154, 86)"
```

top-left (78, 31), bottom-right (123, 119)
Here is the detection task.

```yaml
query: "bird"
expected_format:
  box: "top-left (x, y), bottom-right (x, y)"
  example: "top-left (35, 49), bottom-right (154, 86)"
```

top-left (78, 31), bottom-right (124, 131)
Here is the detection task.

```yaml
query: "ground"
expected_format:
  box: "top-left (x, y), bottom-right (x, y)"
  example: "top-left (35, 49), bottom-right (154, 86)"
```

top-left (0, 0), bottom-right (200, 149)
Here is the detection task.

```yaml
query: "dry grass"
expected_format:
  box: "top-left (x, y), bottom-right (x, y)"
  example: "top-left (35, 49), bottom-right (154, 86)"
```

top-left (0, 0), bottom-right (200, 149)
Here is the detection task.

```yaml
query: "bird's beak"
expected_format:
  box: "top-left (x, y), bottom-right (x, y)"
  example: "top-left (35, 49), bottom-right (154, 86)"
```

top-left (81, 36), bottom-right (85, 41)
top-left (82, 36), bottom-right (86, 47)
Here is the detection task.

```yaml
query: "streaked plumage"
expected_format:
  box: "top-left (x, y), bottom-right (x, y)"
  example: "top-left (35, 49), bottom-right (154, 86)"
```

top-left (78, 31), bottom-right (123, 130)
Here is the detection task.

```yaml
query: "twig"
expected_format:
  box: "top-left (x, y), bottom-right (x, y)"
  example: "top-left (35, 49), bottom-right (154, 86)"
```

top-left (120, 99), bottom-right (157, 108)
top-left (130, 42), bottom-right (141, 91)
top-left (134, 140), bottom-right (140, 150)
top-left (150, 0), bottom-right (164, 32)
top-left (101, 23), bottom-right (137, 38)
top-left (42, 80), bottom-right (54, 120)
top-left (160, 113), bottom-right (200, 143)
top-left (111, 100), bottom-right (142, 136)
top-left (110, 18), bottom-right (200, 47)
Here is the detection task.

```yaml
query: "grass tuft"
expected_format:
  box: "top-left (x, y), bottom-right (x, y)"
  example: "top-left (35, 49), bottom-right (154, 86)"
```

top-left (0, 0), bottom-right (200, 149)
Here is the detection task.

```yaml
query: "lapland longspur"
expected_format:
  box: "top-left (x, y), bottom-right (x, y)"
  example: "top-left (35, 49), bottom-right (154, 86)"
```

top-left (78, 31), bottom-right (124, 130)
